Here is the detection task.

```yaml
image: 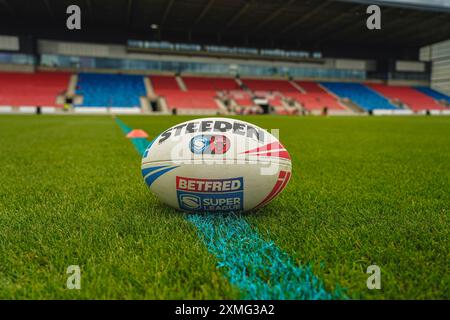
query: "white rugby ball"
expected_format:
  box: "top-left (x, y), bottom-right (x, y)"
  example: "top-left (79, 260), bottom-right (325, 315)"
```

top-left (141, 118), bottom-right (292, 213)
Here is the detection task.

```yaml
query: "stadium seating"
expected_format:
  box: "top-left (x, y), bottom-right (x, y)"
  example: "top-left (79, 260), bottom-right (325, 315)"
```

top-left (241, 79), bottom-right (298, 93)
top-left (414, 87), bottom-right (450, 104)
top-left (150, 75), bottom-right (181, 92)
top-left (183, 76), bottom-right (239, 91)
top-left (151, 75), bottom-right (219, 110)
top-left (0, 71), bottom-right (70, 106)
top-left (160, 91), bottom-right (219, 109)
top-left (65, 72), bottom-right (450, 113)
top-left (224, 90), bottom-right (255, 107)
top-left (321, 82), bottom-right (397, 111)
top-left (367, 84), bottom-right (445, 111)
top-left (236, 78), bottom-right (347, 112)
top-left (239, 79), bottom-right (293, 111)
top-left (76, 73), bottom-right (145, 107)
top-left (289, 81), bottom-right (346, 111)
top-left (234, 97), bottom-right (255, 107)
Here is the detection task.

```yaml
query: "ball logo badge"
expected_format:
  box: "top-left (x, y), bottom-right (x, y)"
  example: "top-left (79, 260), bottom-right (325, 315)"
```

top-left (190, 136), bottom-right (210, 153)
top-left (179, 194), bottom-right (201, 210)
top-left (190, 135), bottom-right (230, 155)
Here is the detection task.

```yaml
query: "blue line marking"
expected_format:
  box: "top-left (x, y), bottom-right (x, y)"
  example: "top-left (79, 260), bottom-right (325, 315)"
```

top-left (115, 117), bottom-right (132, 134)
top-left (115, 117), bottom-right (150, 155)
top-left (114, 117), bottom-right (347, 300)
top-left (131, 137), bottom-right (151, 156)
top-left (187, 213), bottom-right (343, 300)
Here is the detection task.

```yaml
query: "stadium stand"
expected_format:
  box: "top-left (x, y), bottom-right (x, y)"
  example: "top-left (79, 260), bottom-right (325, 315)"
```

top-left (287, 81), bottom-right (346, 111)
top-left (367, 84), bottom-right (445, 111)
top-left (150, 75), bottom-right (181, 92)
top-left (182, 76), bottom-right (239, 91)
top-left (241, 79), bottom-right (298, 93)
top-left (240, 79), bottom-right (298, 113)
top-left (414, 87), bottom-right (450, 104)
top-left (150, 75), bottom-right (219, 110)
top-left (321, 82), bottom-right (397, 111)
top-left (5, 69), bottom-right (445, 114)
top-left (76, 73), bottom-right (145, 107)
top-left (251, 91), bottom-right (292, 114)
top-left (252, 91), bottom-right (284, 106)
top-left (0, 71), bottom-right (69, 107)
top-left (160, 91), bottom-right (219, 110)
top-left (224, 90), bottom-right (255, 107)
top-left (234, 78), bottom-right (313, 112)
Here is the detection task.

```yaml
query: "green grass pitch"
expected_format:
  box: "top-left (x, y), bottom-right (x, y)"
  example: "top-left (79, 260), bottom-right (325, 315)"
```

top-left (0, 115), bottom-right (448, 299)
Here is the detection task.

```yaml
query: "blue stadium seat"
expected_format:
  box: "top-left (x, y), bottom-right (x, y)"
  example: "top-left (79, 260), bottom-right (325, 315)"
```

top-left (414, 86), bottom-right (450, 103)
top-left (320, 82), bottom-right (397, 111)
top-left (76, 73), bottom-right (146, 107)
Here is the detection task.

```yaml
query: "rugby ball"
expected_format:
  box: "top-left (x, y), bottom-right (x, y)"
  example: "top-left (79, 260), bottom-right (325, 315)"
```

top-left (141, 118), bottom-right (292, 213)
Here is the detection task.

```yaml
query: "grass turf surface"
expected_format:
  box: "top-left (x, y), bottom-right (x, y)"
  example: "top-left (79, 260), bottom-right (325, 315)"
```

top-left (0, 115), bottom-right (448, 299)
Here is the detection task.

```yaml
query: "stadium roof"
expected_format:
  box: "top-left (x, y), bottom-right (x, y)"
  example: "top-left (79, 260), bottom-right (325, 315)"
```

top-left (0, 0), bottom-right (449, 59)
top-left (343, 0), bottom-right (450, 12)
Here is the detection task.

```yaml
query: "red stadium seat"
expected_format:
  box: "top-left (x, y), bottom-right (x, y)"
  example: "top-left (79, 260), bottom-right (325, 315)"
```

top-left (148, 76), bottom-right (351, 112)
top-left (223, 90), bottom-right (255, 107)
top-left (240, 78), bottom-right (345, 111)
top-left (241, 79), bottom-right (295, 108)
top-left (366, 84), bottom-right (445, 111)
top-left (0, 71), bottom-right (70, 106)
top-left (159, 91), bottom-right (218, 109)
top-left (182, 76), bottom-right (239, 91)
top-left (287, 81), bottom-right (346, 111)
top-left (150, 75), bottom-right (219, 110)
top-left (150, 75), bottom-right (181, 91)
